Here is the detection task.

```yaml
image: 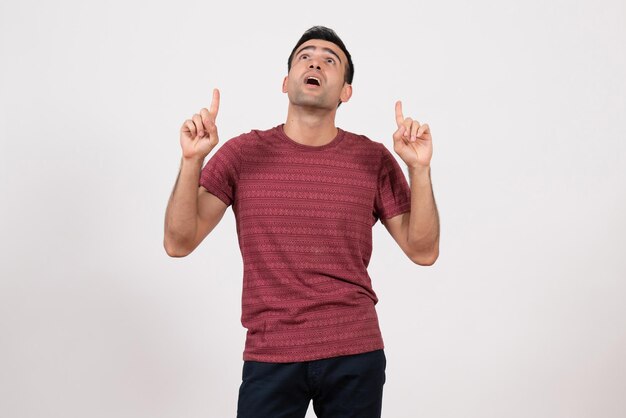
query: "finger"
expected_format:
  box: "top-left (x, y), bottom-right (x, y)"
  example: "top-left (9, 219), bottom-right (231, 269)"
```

top-left (410, 120), bottom-right (421, 141)
top-left (395, 101), bottom-right (404, 127)
top-left (206, 118), bottom-right (218, 136)
top-left (393, 124), bottom-right (407, 144)
top-left (200, 107), bottom-right (211, 131)
top-left (192, 113), bottom-right (204, 137)
top-left (183, 119), bottom-right (197, 138)
top-left (418, 123), bottom-right (430, 137)
top-left (206, 119), bottom-right (219, 143)
top-left (209, 88), bottom-right (220, 119)
top-left (402, 117), bottom-right (413, 139)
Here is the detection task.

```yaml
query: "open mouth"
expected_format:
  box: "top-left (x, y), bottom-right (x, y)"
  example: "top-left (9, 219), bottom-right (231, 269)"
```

top-left (305, 76), bottom-right (321, 86)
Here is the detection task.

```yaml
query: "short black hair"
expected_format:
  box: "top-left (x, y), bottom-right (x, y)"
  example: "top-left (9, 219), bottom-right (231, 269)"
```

top-left (287, 26), bottom-right (354, 85)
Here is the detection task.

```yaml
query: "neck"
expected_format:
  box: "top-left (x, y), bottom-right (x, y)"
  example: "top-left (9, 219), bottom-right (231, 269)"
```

top-left (283, 104), bottom-right (338, 146)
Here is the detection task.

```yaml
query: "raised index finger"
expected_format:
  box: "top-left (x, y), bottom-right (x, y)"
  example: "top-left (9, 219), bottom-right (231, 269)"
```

top-left (209, 88), bottom-right (220, 118)
top-left (395, 100), bottom-right (404, 126)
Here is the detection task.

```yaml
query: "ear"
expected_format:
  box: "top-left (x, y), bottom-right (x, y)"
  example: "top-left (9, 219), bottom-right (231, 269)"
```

top-left (339, 83), bottom-right (353, 104)
top-left (282, 76), bottom-right (289, 93)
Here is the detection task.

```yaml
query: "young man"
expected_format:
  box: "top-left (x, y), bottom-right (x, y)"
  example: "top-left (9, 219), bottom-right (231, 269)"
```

top-left (164, 26), bottom-right (439, 418)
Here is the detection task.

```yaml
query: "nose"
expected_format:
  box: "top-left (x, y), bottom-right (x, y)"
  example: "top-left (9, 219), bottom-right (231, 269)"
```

top-left (308, 63), bottom-right (321, 71)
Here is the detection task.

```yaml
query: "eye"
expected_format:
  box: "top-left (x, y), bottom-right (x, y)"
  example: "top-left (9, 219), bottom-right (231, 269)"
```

top-left (299, 54), bottom-right (309, 60)
top-left (326, 57), bottom-right (335, 64)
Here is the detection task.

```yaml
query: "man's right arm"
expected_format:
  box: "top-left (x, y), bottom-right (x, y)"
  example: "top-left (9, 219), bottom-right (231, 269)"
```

top-left (163, 88), bottom-right (226, 257)
top-left (163, 157), bottom-right (228, 257)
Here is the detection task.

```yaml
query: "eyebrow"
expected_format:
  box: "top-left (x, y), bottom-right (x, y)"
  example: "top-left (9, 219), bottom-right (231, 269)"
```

top-left (294, 45), bottom-right (343, 64)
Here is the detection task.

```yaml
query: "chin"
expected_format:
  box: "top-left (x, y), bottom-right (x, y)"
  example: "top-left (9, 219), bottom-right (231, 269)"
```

top-left (291, 94), bottom-right (333, 110)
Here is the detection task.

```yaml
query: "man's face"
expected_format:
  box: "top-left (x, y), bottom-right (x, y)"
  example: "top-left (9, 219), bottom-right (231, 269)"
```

top-left (282, 39), bottom-right (352, 110)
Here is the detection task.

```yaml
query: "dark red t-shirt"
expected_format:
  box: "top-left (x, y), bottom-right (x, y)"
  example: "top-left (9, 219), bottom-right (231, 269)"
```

top-left (199, 124), bottom-right (411, 362)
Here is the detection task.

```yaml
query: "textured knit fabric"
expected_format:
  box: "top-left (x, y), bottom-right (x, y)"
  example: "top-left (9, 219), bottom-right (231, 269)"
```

top-left (199, 124), bottom-right (411, 362)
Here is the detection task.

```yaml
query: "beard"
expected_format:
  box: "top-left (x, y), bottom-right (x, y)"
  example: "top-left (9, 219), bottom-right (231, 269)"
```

top-left (288, 86), bottom-right (336, 111)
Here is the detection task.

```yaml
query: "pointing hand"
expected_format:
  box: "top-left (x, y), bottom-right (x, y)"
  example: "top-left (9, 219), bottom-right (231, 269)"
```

top-left (180, 88), bottom-right (220, 161)
top-left (392, 100), bottom-right (432, 169)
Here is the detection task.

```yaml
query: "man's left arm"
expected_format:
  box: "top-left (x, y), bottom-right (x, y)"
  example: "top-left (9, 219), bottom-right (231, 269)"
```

top-left (407, 165), bottom-right (439, 264)
top-left (382, 100), bottom-right (440, 266)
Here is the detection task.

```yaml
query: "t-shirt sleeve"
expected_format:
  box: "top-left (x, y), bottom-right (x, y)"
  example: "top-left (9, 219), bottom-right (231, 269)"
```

top-left (198, 138), bottom-right (241, 206)
top-left (373, 144), bottom-right (412, 221)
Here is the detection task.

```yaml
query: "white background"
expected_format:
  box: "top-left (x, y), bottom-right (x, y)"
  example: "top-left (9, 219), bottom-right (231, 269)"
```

top-left (1, 0), bottom-right (625, 417)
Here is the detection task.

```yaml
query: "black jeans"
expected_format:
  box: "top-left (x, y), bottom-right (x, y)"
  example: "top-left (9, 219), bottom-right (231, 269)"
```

top-left (236, 349), bottom-right (386, 418)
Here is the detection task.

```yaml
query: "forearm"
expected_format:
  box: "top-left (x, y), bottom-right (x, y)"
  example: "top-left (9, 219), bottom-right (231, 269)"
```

top-left (407, 165), bottom-right (440, 260)
top-left (164, 157), bottom-right (204, 252)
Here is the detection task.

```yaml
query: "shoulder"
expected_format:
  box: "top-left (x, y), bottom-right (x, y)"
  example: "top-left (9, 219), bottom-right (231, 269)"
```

top-left (341, 128), bottom-right (383, 146)
top-left (340, 128), bottom-right (390, 158)
top-left (224, 125), bottom-right (281, 148)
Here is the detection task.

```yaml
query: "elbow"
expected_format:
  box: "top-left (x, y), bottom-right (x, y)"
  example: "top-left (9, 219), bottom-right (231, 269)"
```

top-left (412, 253), bottom-right (438, 266)
top-left (165, 248), bottom-right (190, 258)
top-left (409, 247), bottom-right (439, 266)
top-left (163, 237), bottom-right (192, 258)
top-left (408, 235), bottom-right (439, 266)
